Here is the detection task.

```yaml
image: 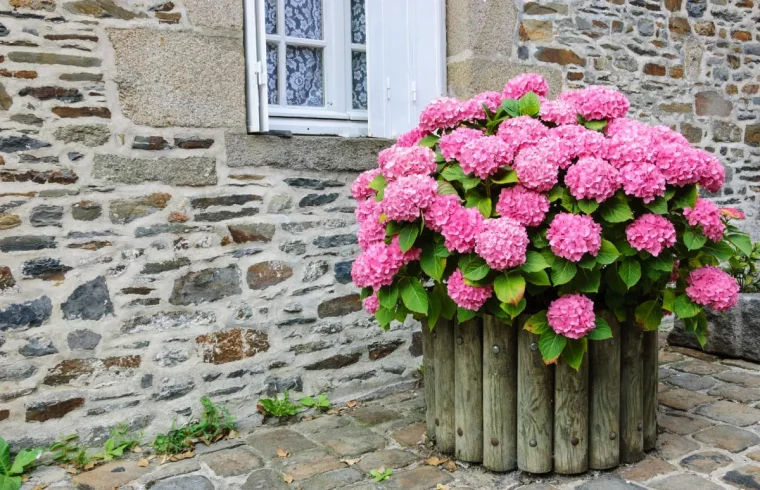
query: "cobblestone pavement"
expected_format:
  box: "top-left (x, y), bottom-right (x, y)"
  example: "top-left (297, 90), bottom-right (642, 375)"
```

top-left (22, 334), bottom-right (760, 490)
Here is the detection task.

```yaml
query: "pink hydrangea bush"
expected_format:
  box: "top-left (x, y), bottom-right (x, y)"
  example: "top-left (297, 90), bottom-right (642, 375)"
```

top-left (352, 73), bottom-right (746, 369)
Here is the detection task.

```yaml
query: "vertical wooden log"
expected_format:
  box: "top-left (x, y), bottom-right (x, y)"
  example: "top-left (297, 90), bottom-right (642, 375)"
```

top-left (454, 318), bottom-right (483, 463)
top-left (422, 320), bottom-right (437, 442)
top-left (554, 357), bottom-right (589, 474)
top-left (620, 317), bottom-right (644, 464)
top-left (643, 330), bottom-right (659, 451)
top-left (434, 318), bottom-right (456, 454)
top-left (482, 315), bottom-right (517, 472)
top-left (589, 312), bottom-right (621, 470)
top-left (517, 319), bottom-right (553, 474)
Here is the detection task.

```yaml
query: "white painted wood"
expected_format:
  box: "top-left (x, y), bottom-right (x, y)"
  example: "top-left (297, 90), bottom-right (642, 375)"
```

top-left (244, 0), bottom-right (268, 132)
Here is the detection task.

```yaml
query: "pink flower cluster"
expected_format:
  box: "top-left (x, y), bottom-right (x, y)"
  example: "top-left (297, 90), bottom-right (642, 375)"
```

top-left (565, 157), bottom-right (622, 202)
top-left (352, 238), bottom-right (418, 290)
top-left (423, 194), bottom-right (462, 232)
top-left (552, 124), bottom-right (606, 160)
top-left (539, 99), bottom-right (578, 126)
top-left (512, 146), bottom-right (559, 192)
top-left (560, 85), bottom-right (630, 121)
top-left (351, 168), bottom-right (381, 201)
top-left (547, 213), bottom-right (602, 262)
top-left (396, 127), bottom-right (428, 147)
top-left (496, 185), bottom-right (549, 227)
top-left (497, 116), bottom-right (549, 152)
top-left (686, 266), bottom-right (740, 312)
top-left (620, 163), bottom-right (666, 203)
top-left (379, 146), bottom-right (437, 181)
top-left (684, 198), bottom-right (725, 242)
top-left (441, 207), bottom-right (484, 253)
top-left (604, 119), bottom-right (655, 168)
top-left (356, 200), bottom-right (385, 250)
top-left (720, 207), bottom-right (746, 220)
top-left (439, 127), bottom-right (483, 161)
top-left (462, 91), bottom-right (503, 121)
top-left (475, 218), bottom-right (529, 270)
top-left (547, 294), bottom-right (597, 339)
top-left (696, 152), bottom-right (726, 193)
top-left (655, 144), bottom-right (701, 187)
top-left (502, 73), bottom-right (549, 100)
top-left (382, 175), bottom-right (438, 222)
top-left (419, 97), bottom-right (463, 132)
top-left (363, 295), bottom-right (380, 314)
top-left (447, 269), bottom-right (493, 311)
top-left (459, 136), bottom-right (514, 179)
top-left (626, 214), bottom-right (676, 257)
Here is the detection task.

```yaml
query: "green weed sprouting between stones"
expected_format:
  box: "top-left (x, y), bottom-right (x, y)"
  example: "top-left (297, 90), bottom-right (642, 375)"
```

top-left (370, 467), bottom-right (393, 482)
top-left (93, 424), bottom-right (141, 462)
top-left (49, 424), bottom-right (141, 470)
top-left (151, 397), bottom-right (236, 456)
top-left (0, 437), bottom-right (42, 490)
top-left (257, 391), bottom-right (333, 417)
top-left (49, 434), bottom-right (91, 469)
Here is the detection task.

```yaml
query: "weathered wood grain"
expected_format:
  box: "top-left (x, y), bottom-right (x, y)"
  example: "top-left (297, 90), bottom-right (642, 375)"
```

top-left (434, 318), bottom-right (456, 454)
top-left (422, 320), bottom-right (437, 442)
top-left (589, 311), bottom-right (621, 470)
top-left (482, 315), bottom-right (517, 472)
top-left (642, 330), bottom-right (658, 451)
top-left (455, 318), bottom-right (483, 462)
top-left (554, 356), bottom-right (589, 474)
top-left (620, 317), bottom-right (644, 464)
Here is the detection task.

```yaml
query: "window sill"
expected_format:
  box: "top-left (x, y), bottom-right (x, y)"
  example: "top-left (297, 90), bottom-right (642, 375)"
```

top-left (248, 117), bottom-right (369, 137)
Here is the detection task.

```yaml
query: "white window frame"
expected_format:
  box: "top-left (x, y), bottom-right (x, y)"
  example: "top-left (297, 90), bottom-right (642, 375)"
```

top-left (246, 0), bottom-right (368, 137)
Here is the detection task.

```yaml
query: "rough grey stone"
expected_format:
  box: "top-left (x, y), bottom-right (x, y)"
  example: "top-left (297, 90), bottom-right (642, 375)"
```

top-left (122, 311), bottom-right (216, 334)
top-left (72, 200), bottom-right (102, 221)
top-left (191, 194), bottom-right (262, 209)
top-left (19, 336), bottom-right (58, 357)
top-left (108, 29), bottom-right (245, 127)
top-left (169, 265), bottom-right (241, 305)
top-left (0, 135), bottom-right (51, 153)
top-left (228, 223), bottom-right (275, 244)
top-left (92, 155), bottom-right (217, 186)
top-left (30, 205), bottom-right (63, 227)
top-left (577, 475), bottom-right (646, 489)
top-left (267, 193), bottom-right (293, 214)
top-left (0, 236), bottom-right (56, 252)
top-left (303, 260), bottom-right (329, 282)
top-left (195, 208), bottom-right (259, 222)
top-left (265, 376), bottom-right (303, 396)
top-left (53, 124), bottom-right (110, 146)
top-left (67, 329), bottom-right (102, 350)
top-left (226, 133), bottom-right (391, 172)
top-left (279, 239), bottom-right (306, 255)
top-left (0, 363), bottom-right (37, 381)
top-left (151, 475), bottom-right (214, 490)
top-left (313, 234), bottom-right (358, 249)
top-left (243, 469), bottom-right (290, 490)
top-left (154, 347), bottom-right (190, 367)
top-left (651, 474), bottom-right (723, 490)
top-left (141, 257), bottom-right (190, 274)
top-left (11, 114), bottom-right (43, 126)
top-left (666, 373), bottom-right (716, 391)
top-left (133, 135), bottom-right (169, 150)
top-left (334, 261), bottom-right (353, 284)
top-left (0, 296), bottom-right (52, 331)
top-left (7, 51), bottom-right (101, 67)
top-left (299, 193), bottom-right (339, 207)
top-left (284, 178), bottom-right (344, 190)
top-left (61, 277), bottom-right (114, 321)
top-left (153, 379), bottom-right (195, 401)
top-left (22, 258), bottom-right (72, 280)
top-left (184, 0), bottom-right (242, 28)
top-left (135, 224), bottom-right (212, 237)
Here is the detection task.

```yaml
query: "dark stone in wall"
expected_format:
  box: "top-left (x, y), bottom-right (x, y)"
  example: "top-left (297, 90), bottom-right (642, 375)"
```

top-left (153, 380), bottom-right (195, 401)
top-left (174, 137), bottom-right (213, 149)
top-left (265, 376), bottom-right (303, 396)
top-left (18, 86), bottom-right (82, 102)
top-left (141, 257), bottom-right (190, 274)
top-left (0, 169), bottom-right (78, 185)
top-left (0, 363), bottom-right (37, 381)
top-left (284, 178), bottom-right (344, 190)
top-left (72, 200), bottom-right (102, 221)
top-left (246, 261), bottom-right (293, 290)
top-left (26, 397), bottom-right (84, 422)
top-left (228, 223), bottom-right (275, 243)
top-left (19, 337), bottom-right (58, 357)
top-left (313, 234), bottom-right (357, 249)
top-left (368, 340), bottom-right (404, 361)
top-left (133, 135), bottom-right (169, 150)
top-left (0, 296), bottom-right (52, 331)
top-left (409, 332), bottom-right (423, 357)
top-left (0, 135), bottom-right (51, 152)
top-left (194, 208), bottom-right (259, 222)
top-left (334, 261), bottom-right (353, 284)
top-left (0, 267), bottom-right (15, 290)
top-left (30, 205), bottom-right (63, 227)
top-left (67, 329), bottom-right (101, 350)
top-left (169, 265), bottom-right (241, 305)
top-left (317, 294), bottom-right (362, 318)
top-left (0, 236), bottom-right (56, 252)
top-left (23, 258), bottom-right (73, 280)
top-left (61, 276), bottom-right (114, 320)
top-left (191, 194), bottom-right (263, 209)
top-left (299, 193), bottom-right (339, 207)
top-left (304, 353), bottom-right (362, 370)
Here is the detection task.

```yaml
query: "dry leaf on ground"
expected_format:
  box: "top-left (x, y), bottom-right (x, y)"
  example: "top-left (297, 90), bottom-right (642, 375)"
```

top-left (445, 461), bottom-right (457, 472)
top-left (138, 459), bottom-right (150, 467)
top-left (436, 484), bottom-right (450, 490)
top-left (346, 400), bottom-right (359, 408)
top-left (425, 456), bottom-right (448, 466)
top-left (276, 448), bottom-right (290, 458)
top-left (283, 474), bottom-right (294, 484)
top-left (340, 457), bottom-right (361, 466)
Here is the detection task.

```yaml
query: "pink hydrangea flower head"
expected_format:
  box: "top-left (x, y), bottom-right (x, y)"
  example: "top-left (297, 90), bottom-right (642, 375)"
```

top-left (512, 145), bottom-right (560, 192)
top-left (536, 133), bottom-right (574, 169)
top-left (720, 207), bottom-right (745, 220)
top-left (351, 240), bottom-right (406, 289)
top-left (620, 162), bottom-right (666, 203)
top-left (560, 85), bottom-right (630, 121)
top-left (447, 269), bottom-right (493, 311)
top-left (655, 143), bottom-right (701, 187)
top-left (625, 214), bottom-right (677, 257)
top-left (502, 73), bottom-right (550, 100)
top-left (423, 193), bottom-right (462, 232)
top-left (419, 97), bottom-right (464, 132)
top-left (363, 294), bottom-right (380, 314)
top-left (686, 266), bottom-right (740, 312)
top-left (474, 217), bottom-right (529, 270)
top-left (438, 127), bottom-right (483, 162)
top-left (356, 200), bottom-right (385, 250)
top-left (441, 206), bottom-right (484, 253)
top-left (396, 126), bottom-right (429, 147)
top-left (604, 120), bottom-right (655, 168)
top-left (539, 99), bottom-right (579, 126)
top-left (696, 151), bottom-right (725, 193)
top-left (605, 118), bottom-right (640, 137)
top-left (547, 213), bottom-right (603, 262)
top-left (684, 198), bottom-right (725, 242)
top-left (462, 91), bottom-right (503, 121)
top-left (547, 294), bottom-right (597, 339)
top-left (495, 185), bottom-right (550, 227)
top-left (382, 174), bottom-right (438, 222)
top-left (551, 124), bottom-right (607, 160)
top-left (497, 116), bottom-right (550, 153)
top-left (379, 145), bottom-right (437, 181)
top-left (351, 168), bottom-right (382, 201)
top-left (651, 125), bottom-right (690, 146)
top-left (459, 136), bottom-right (515, 179)
top-left (355, 198), bottom-right (381, 224)
top-left (565, 156), bottom-right (622, 203)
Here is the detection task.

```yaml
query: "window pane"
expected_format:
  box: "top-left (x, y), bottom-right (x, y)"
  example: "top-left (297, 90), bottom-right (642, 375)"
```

top-left (352, 51), bottom-right (367, 110)
top-left (351, 0), bottom-right (365, 44)
top-left (265, 0), bottom-right (277, 34)
top-left (284, 0), bottom-right (322, 40)
top-left (266, 43), bottom-right (278, 104)
top-left (286, 45), bottom-right (323, 106)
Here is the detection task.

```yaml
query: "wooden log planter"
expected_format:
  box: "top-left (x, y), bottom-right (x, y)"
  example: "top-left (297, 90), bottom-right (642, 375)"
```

top-left (422, 313), bottom-right (657, 474)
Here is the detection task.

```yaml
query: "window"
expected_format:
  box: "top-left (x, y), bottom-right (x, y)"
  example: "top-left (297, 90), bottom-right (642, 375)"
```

top-left (245, 0), bottom-right (446, 138)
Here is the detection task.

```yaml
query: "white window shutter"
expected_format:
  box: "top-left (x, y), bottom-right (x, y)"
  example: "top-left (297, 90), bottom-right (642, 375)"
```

top-left (366, 0), bottom-right (446, 139)
top-left (245, 0), bottom-right (269, 133)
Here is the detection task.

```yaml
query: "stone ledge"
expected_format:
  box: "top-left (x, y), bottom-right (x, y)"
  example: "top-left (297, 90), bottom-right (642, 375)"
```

top-left (225, 133), bottom-right (392, 173)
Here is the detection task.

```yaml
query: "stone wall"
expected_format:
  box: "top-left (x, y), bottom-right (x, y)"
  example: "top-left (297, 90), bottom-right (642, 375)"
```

top-left (0, 0), bottom-right (409, 449)
top-left (447, 0), bottom-right (759, 237)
